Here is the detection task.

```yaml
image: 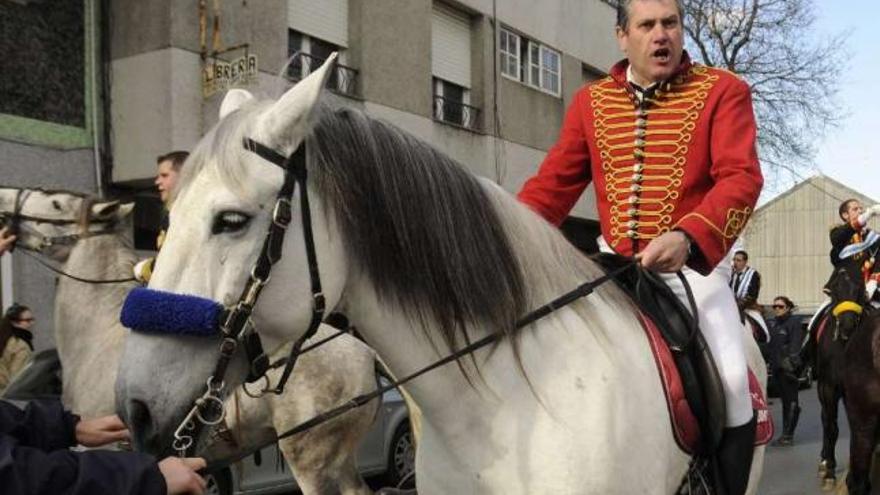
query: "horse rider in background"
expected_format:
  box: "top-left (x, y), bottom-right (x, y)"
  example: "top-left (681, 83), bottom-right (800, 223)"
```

top-left (730, 249), bottom-right (770, 343)
top-left (731, 250), bottom-right (761, 312)
top-left (133, 151), bottom-right (190, 283)
top-left (517, 0), bottom-right (762, 493)
top-left (825, 199), bottom-right (880, 303)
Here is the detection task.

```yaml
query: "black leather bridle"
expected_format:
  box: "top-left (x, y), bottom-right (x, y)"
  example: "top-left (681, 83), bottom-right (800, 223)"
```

top-left (172, 137), bottom-right (326, 456)
top-left (0, 190), bottom-right (135, 284)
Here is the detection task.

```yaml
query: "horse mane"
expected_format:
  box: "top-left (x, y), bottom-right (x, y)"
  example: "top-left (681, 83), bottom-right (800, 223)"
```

top-left (180, 99), bottom-right (627, 362)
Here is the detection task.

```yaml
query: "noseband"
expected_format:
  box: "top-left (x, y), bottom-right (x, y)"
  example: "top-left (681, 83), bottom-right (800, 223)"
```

top-left (0, 190), bottom-right (118, 252)
top-left (122, 137), bottom-right (326, 456)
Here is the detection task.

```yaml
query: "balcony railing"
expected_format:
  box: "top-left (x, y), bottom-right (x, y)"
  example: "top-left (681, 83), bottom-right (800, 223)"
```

top-left (287, 52), bottom-right (359, 98)
top-left (433, 96), bottom-right (481, 131)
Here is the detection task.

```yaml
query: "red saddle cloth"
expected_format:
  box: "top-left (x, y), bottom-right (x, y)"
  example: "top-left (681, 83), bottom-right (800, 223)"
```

top-left (638, 312), bottom-right (774, 455)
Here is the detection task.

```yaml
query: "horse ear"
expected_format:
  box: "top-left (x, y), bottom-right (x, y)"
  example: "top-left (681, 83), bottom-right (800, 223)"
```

top-left (118, 202), bottom-right (135, 219)
top-left (219, 89), bottom-right (255, 120)
top-left (254, 52), bottom-right (338, 152)
top-left (90, 200), bottom-right (123, 220)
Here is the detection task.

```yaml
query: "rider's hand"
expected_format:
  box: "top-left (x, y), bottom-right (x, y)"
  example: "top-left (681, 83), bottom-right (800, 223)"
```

top-left (636, 230), bottom-right (690, 273)
top-left (75, 414), bottom-right (130, 447)
top-left (159, 457), bottom-right (207, 495)
top-left (0, 227), bottom-right (16, 255)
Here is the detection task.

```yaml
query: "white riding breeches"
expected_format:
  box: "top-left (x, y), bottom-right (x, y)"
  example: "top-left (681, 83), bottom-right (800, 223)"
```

top-left (599, 239), bottom-right (753, 427)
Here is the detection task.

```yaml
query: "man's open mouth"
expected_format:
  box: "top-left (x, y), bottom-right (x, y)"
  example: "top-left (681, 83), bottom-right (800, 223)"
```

top-left (652, 48), bottom-right (671, 62)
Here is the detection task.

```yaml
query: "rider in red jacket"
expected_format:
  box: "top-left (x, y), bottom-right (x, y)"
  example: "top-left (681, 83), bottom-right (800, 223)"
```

top-left (518, 1), bottom-right (762, 494)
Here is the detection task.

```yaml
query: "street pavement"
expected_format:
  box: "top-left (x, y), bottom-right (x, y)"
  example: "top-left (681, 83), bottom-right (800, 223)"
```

top-left (759, 385), bottom-right (850, 494)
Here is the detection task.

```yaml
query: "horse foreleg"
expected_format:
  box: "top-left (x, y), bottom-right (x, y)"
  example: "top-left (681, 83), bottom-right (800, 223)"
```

top-left (844, 406), bottom-right (877, 495)
top-left (336, 455), bottom-right (374, 495)
top-left (818, 382), bottom-right (841, 486)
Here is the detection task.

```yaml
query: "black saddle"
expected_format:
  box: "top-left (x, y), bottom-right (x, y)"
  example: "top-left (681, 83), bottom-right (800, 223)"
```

top-left (592, 253), bottom-right (727, 455)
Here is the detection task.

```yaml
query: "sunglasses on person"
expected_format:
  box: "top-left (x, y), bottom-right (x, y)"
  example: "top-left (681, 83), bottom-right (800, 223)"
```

top-left (772, 304), bottom-right (787, 310)
top-left (14, 317), bottom-right (35, 323)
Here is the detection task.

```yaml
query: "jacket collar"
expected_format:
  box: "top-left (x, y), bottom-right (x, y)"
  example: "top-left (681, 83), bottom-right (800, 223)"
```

top-left (610, 51), bottom-right (694, 90)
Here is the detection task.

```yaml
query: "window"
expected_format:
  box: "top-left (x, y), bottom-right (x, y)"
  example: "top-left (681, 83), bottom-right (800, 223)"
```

top-left (499, 29), bottom-right (520, 80)
top-left (287, 29), bottom-right (358, 96)
top-left (499, 27), bottom-right (561, 97)
top-left (433, 78), bottom-right (480, 130)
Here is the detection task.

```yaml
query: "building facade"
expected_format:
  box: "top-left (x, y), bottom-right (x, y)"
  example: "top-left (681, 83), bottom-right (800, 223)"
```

top-left (1, 0), bottom-right (620, 349)
top-left (739, 175), bottom-right (879, 314)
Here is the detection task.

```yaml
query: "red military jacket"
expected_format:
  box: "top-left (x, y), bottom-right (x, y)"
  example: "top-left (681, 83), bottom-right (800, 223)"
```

top-left (518, 53), bottom-right (763, 275)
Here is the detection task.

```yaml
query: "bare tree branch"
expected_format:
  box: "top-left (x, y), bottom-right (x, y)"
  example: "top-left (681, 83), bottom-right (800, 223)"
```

top-left (681, 0), bottom-right (848, 174)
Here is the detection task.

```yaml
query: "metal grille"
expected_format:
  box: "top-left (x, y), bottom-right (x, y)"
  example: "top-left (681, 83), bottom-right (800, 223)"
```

top-left (287, 52), bottom-right (359, 98)
top-left (433, 95), bottom-right (481, 131)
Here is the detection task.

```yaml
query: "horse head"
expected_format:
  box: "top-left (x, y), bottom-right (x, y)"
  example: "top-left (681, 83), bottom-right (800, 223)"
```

top-left (830, 265), bottom-right (867, 341)
top-left (0, 187), bottom-right (132, 261)
top-left (115, 55), bottom-right (350, 456)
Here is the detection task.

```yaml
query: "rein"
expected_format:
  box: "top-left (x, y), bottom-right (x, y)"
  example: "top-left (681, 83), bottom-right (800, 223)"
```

top-left (20, 249), bottom-right (136, 284)
top-left (205, 258), bottom-right (639, 471)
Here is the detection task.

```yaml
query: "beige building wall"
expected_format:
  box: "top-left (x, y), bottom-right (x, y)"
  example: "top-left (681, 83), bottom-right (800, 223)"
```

top-left (740, 175), bottom-right (879, 314)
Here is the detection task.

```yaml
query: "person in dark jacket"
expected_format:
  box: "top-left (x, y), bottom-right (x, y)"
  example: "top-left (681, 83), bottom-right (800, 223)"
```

top-left (824, 199), bottom-right (880, 295)
top-left (769, 296), bottom-right (803, 446)
top-left (0, 399), bottom-right (207, 494)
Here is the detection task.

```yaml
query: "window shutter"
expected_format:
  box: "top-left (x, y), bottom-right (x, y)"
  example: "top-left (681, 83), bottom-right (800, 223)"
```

top-left (288, 0), bottom-right (348, 47)
top-left (431, 4), bottom-right (471, 88)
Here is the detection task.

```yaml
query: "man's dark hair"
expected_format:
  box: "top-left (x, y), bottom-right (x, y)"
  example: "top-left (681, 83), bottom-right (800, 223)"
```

top-left (4, 303), bottom-right (30, 322)
top-left (774, 296), bottom-right (795, 311)
top-left (838, 198), bottom-right (859, 220)
top-left (156, 150), bottom-right (190, 172)
top-left (616, 0), bottom-right (684, 30)
top-left (734, 250), bottom-right (748, 261)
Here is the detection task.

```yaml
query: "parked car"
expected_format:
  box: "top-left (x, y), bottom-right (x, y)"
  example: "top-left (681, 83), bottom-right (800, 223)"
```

top-left (2, 350), bottom-right (415, 494)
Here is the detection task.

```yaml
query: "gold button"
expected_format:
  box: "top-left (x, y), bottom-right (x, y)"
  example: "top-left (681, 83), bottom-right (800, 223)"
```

top-left (628, 220), bottom-right (638, 228)
top-left (629, 195), bottom-right (639, 204)
top-left (634, 149), bottom-right (645, 158)
top-left (635, 128), bottom-right (646, 138)
top-left (633, 163), bottom-right (644, 173)
top-left (634, 138), bottom-right (645, 147)
top-left (632, 173), bottom-right (643, 182)
top-left (631, 184), bottom-right (641, 192)
top-left (628, 208), bottom-right (638, 216)
top-left (636, 118), bottom-right (647, 127)
top-left (627, 230), bottom-right (637, 238)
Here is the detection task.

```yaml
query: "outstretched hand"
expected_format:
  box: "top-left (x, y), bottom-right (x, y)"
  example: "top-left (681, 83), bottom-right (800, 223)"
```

top-left (75, 414), bottom-right (130, 447)
top-left (636, 230), bottom-right (691, 273)
top-left (0, 227), bottom-right (16, 255)
top-left (159, 457), bottom-right (207, 495)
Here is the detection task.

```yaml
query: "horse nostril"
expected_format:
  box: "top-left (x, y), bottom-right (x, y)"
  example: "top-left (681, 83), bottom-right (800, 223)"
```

top-left (127, 399), bottom-right (155, 450)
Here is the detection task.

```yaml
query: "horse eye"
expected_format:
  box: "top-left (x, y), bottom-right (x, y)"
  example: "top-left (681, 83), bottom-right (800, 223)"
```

top-left (52, 200), bottom-right (62, 210)
top-left (212, 211), bottom-right (251, 235)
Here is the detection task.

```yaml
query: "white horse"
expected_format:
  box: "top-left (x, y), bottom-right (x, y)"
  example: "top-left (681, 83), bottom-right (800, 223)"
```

top-left (115, 57), bottom-right (765, 494)
top-left (0, 187), bottom-right (378, 495)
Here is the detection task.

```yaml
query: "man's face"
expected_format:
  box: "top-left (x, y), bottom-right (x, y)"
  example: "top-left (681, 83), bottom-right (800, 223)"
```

top-left (842, 201), bottom-right (864, 223)
top-left (616, 0), bottom-right (684, 86)
top-left (155, 160), bottom-right (179, 204)
top-left (733, 254), bottom-right (747, 272)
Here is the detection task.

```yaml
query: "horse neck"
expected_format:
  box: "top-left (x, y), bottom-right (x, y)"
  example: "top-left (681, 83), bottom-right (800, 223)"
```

top-left (54, 233), bottom-right (136, 415)
top-left (341, 185), bottom-right (632, 424)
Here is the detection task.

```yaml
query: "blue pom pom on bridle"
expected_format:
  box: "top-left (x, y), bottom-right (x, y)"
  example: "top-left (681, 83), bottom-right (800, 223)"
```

top-left (121, 287), bottom-right (225, 337)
